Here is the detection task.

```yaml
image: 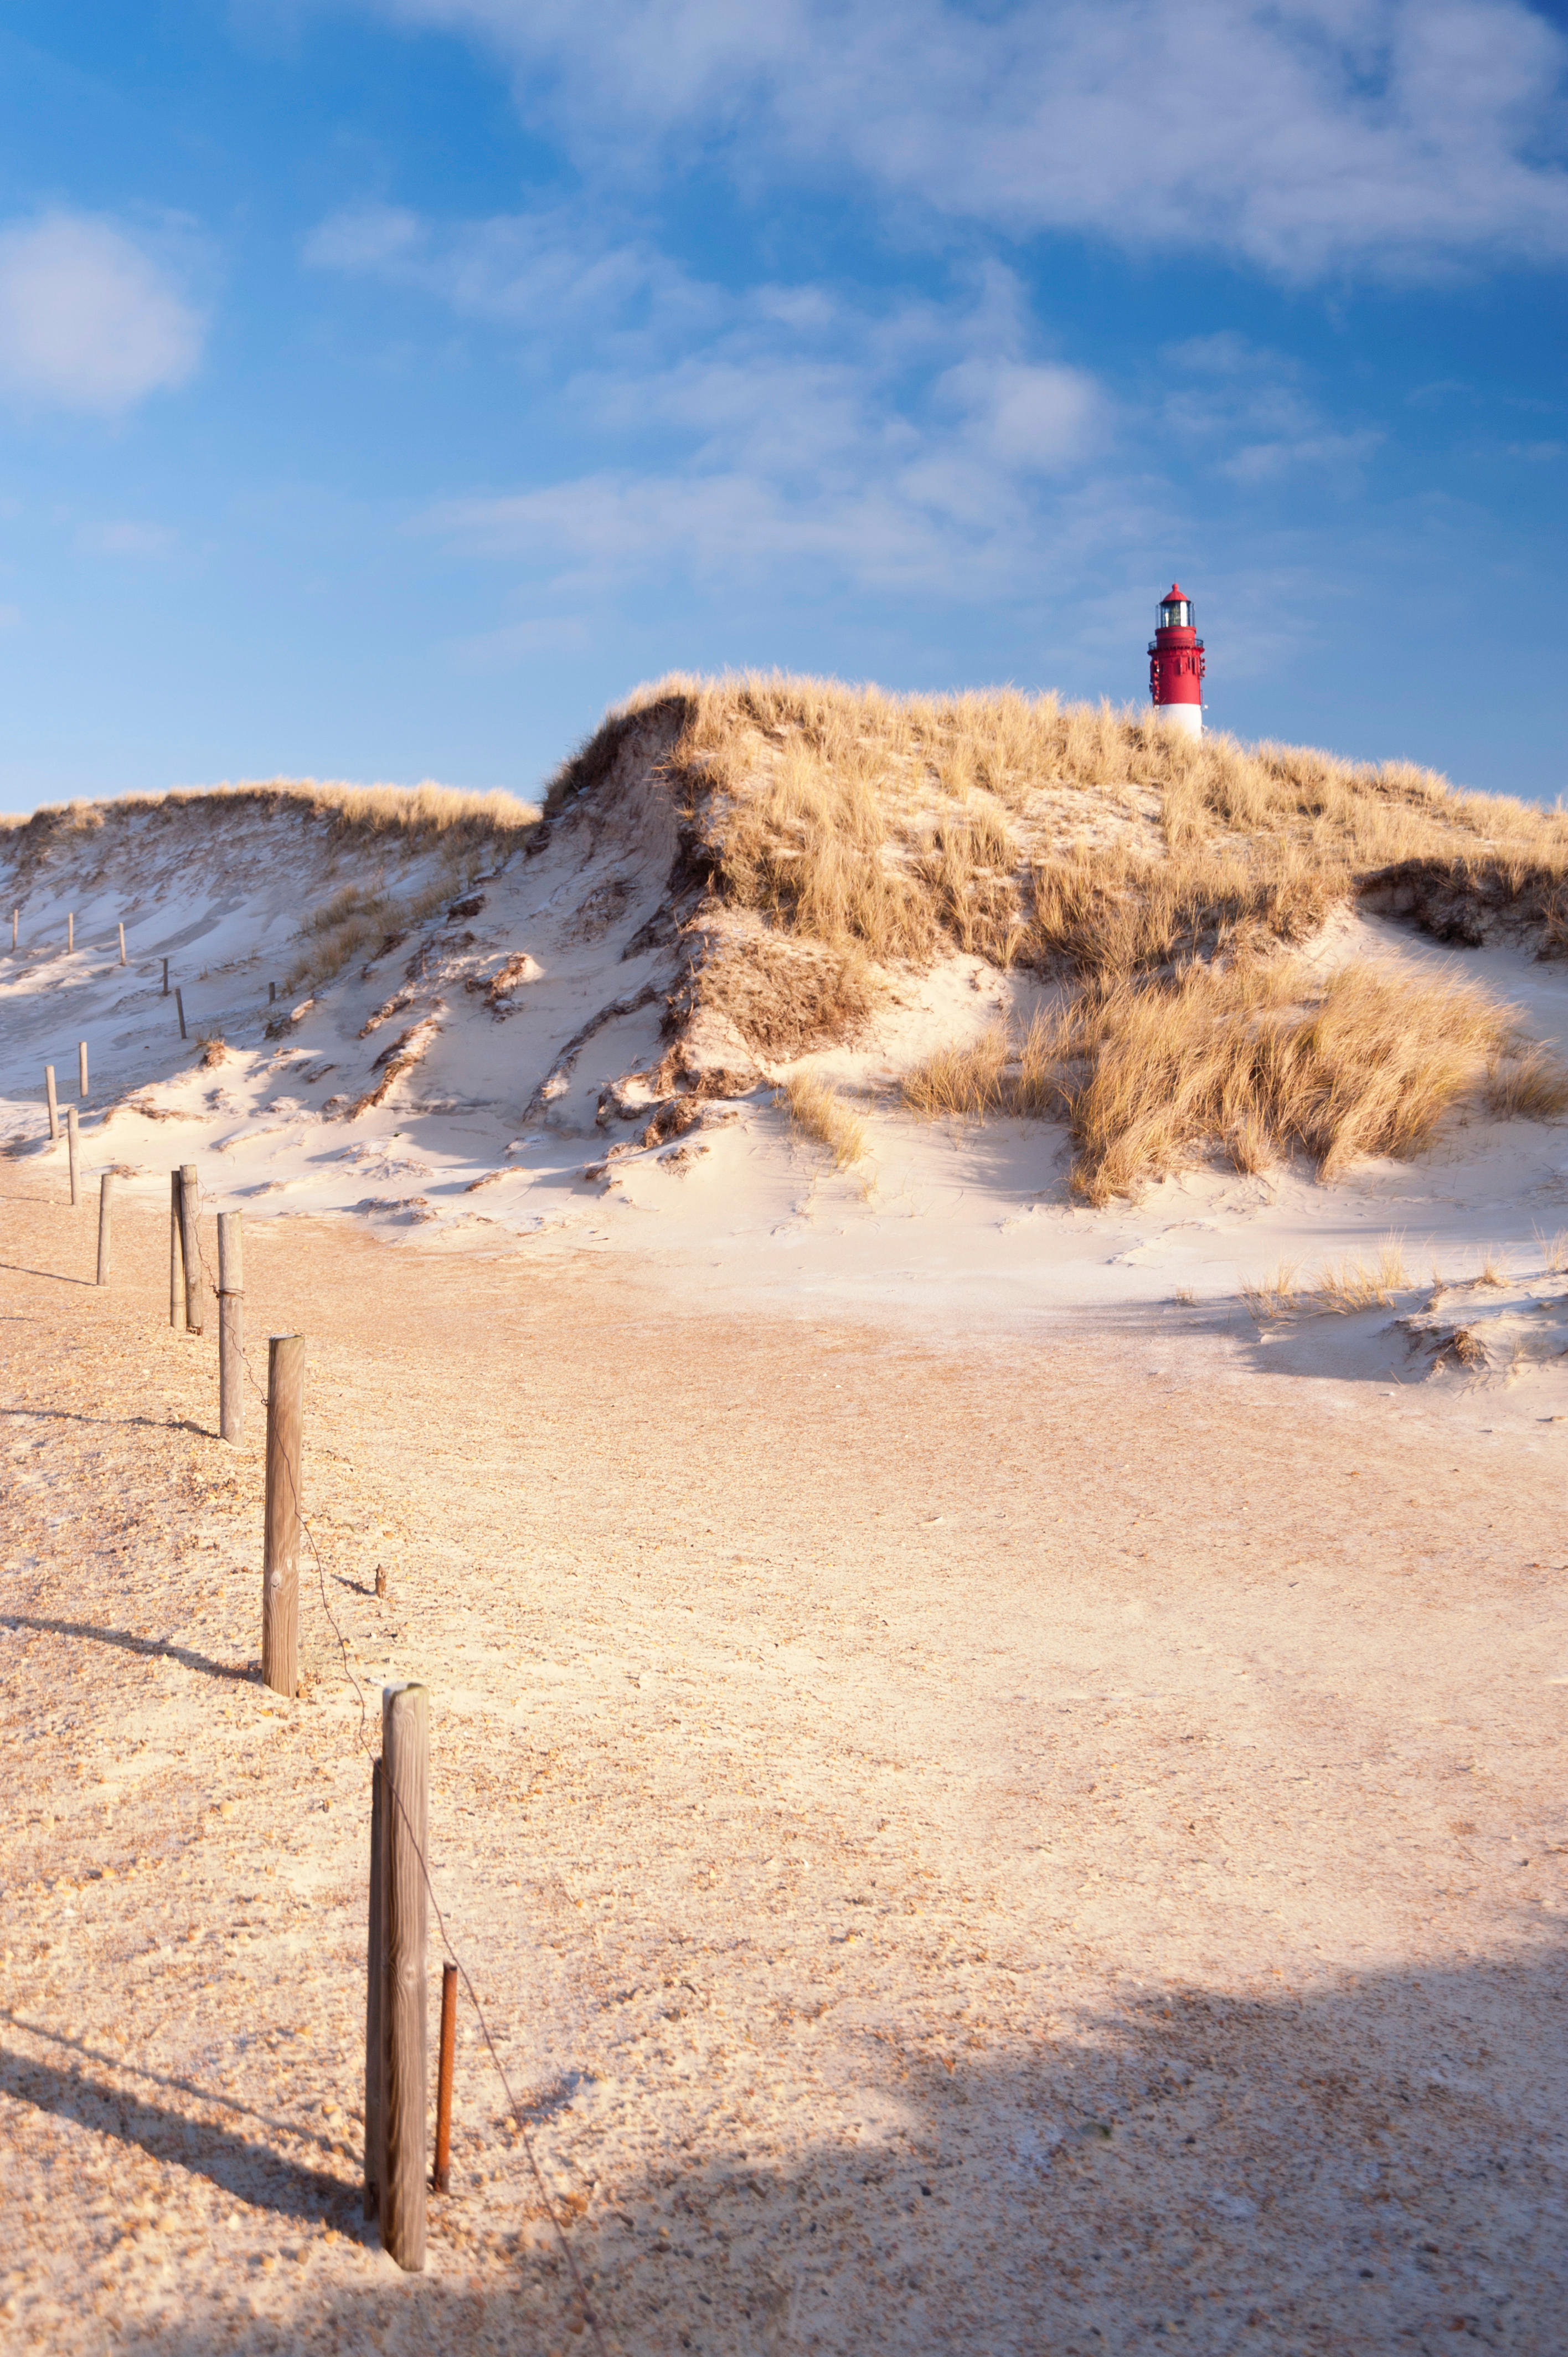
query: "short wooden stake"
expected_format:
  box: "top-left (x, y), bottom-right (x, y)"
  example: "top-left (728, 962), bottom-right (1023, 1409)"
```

top-left (262, 1334), bottom-right (305, 1697)
top-left (381, 1682), bottom-right (429, 2271)
top-left (44, 1064), bottom-right (58, 1142)
top-left (117, 922), bottom-right (126, 966)
top-left (66, 912), bottom-right (73, 954)
top-left (10, 908), bottom-right (17, 950)
top-left (217, 1211), bottom-right (244, 1444)
top-left (162, 957), bottom-right (169, 997)
top-left (364, 1758), bottom-right (387, 2221)
top-left (78, 1039), bottom-right (88, 1099)
top-left (96, 1172), bottom-right (114, 1285)
top-left (433, 1961), bottom-right (457, 2194)
top-left (169, 1171), bottom-right (185, 1329)
top-left (176, 986), bottom-right (187, 1041)
top-left (178, 1162), bottom-right (203, 1334)
top-left (66, 1107), bottom-right (79, 1206)
top-left (269, 980), bottom-right (276, 1005)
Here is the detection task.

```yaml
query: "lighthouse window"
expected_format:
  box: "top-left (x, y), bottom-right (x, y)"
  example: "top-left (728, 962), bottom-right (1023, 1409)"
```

top-left (1160, 599), bottom-right (1190, 629)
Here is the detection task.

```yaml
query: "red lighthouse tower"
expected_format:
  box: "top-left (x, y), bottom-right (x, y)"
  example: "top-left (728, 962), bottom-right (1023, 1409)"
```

top-left (1148, 583), bottom-right (1205, 738)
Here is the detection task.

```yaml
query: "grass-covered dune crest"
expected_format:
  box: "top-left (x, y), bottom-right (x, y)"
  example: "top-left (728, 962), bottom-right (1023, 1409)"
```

top-left (1, 775), bottom-right (540, 853)
top-left (545, 672), bottom-right (1568, 1199)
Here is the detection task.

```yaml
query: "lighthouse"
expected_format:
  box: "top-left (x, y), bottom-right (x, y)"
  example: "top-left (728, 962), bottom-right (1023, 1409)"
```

top-left (1148, 583), bottom-right (1205, 738)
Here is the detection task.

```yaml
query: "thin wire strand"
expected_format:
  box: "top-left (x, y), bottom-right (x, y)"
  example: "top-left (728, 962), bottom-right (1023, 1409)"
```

top-left (189, 1188), bottom-right (611, 2355)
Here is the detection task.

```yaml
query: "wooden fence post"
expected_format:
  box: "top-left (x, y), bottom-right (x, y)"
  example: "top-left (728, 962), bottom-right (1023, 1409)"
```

top-left (176, 986), bottom-right (188, 1041)
top-left (381, 1682), bottom-right (429, 2271)
top-left (162, 957), bottom-right (169, 997)
top-left (217, 1212), bottom-right (244, 1443)
top-left (169, 1172), bottom-right (185, 1329)
top-left (66, 1108), bottom-right (79, 1206)
top-left (44, 1065), bottom-right (58, 1142)
top-left (262, 1334), bottom-right (305, 1697)
top-left (66, 912), bottom-right (73, 954)
top-left (118, 922), bottom-right (126, 966)
top-left (78, 1040), bottom-right (89, 1099)
top-left (433, 1961), bottom-right (457, 2194)
top-left (364, 1758), bottom-right (387, 2221)
top-left (96, 1173), bottom-right (114, 1286)
top-left (178, 1163), bottom-right (203, 1334)
top-left (11, 908), bottom-right (17, 951)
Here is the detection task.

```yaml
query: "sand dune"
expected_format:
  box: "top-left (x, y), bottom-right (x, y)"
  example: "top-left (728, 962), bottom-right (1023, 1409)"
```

top-left (4, 706), bottom-right (1568, 1419)
top-left (5, 699), bottom-right (1568, 2351)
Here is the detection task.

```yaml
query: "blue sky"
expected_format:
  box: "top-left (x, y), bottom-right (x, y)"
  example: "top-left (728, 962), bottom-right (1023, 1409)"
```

top-left (0, 0), bottom-right (1565, 813)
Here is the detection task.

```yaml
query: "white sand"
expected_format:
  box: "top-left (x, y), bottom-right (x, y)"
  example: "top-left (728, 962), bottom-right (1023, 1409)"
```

top-left (6, 788), bottom-right (1568, 1392)
top-left (3, 791), bottom-right (1568, 2354)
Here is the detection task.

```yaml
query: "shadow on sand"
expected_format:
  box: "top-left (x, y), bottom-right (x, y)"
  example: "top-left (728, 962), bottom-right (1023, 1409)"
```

top-left (9, 1945), bottom-right (1561, 2354)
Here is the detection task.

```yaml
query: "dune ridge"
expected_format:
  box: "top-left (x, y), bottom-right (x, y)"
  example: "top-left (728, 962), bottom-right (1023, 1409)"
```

top-left (3, 680), bottom-right (1568, 1402)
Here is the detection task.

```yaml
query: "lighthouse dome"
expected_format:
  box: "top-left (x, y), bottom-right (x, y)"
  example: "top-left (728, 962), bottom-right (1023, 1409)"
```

top-left (1158, 585), bottom-right (1193, 631)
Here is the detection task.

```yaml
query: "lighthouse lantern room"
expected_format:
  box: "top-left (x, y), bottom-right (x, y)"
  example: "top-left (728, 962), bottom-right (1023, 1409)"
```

top-left (1148, 582), bottom-right (1205, 738)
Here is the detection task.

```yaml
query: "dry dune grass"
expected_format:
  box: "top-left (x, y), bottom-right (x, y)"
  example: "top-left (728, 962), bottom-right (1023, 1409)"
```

top-left (904, 958), bottom-right (1552, 1202)
top-left (564, 671), bottom-right (1568, 981)
top-left (1314, 1241), bottom-right (1414, 1313)
top-left (284, 866), bottom-right (484, 990)
top-left (547, 672), bottom-right (1568, 1198)
top-left (1242, 1241), bottom-right (1412, 1320)
top-left (901, 1012), bottom-right (1059, 1121)
top-left (781, 1071), bottom-right (868, 1170)
top-left (1486, 1043), bottom-right (1568, 1121)
top-left (1, 777), bottom-right (539, 865)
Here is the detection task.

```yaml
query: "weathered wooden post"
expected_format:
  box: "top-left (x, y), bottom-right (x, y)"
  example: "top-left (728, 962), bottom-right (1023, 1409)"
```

top-left (96, 1173), bottom-right (114, 1286)
top-left (433, 1961), bottom-right (457, 2194)
top-left (66, 912), bottom-right (74, 954)
top-left (364, 1759), bottom-right (387, 2222)
top-left (178, 1164), bottom-right (203, 1335)
top-left (169, 1171), bottom-right (185, 1330)
top-left (118, 922), bottom-right (126, 966)
top-left (66, 1108), bottom-right (79, 1206)
top-left (11, 908), bottom-right (17, 950)
top-left (262, 1334), bottom-right (305, 1697)
top-left (269, 981), bottom-right (277, 1005)
top-left (176, 986), bottom-right (188, 1041)
top-left (44, 1065), bottom-right (59, 1142)
top-left (162, 957), bottom-right (169, 997)
top-left (381, 1682), bottom-right (429, 2271)
top-left (78, 1040), bottom-right (89, 1099)
top-left (217, 1211), bottom-right (244, 1443)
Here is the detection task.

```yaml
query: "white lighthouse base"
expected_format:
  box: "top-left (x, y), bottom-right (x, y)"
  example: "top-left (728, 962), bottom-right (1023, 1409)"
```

top-left (1155, 701), bottom-right (1203, 739)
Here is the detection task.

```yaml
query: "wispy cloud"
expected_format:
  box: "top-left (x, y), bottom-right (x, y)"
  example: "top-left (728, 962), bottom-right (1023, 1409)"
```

top-left (1159, 334), bottom-right (1382, 485)
top-left (308, 192), bottom-right (1127, 596)
top-left (0, 213), bottom-right (205, 415)
top-left (76, 519), bottom-right (180, 557)
top-left (304, 199), bottom-right (714, 348)
top-left (320, 220), bottom-right (1126, 596)
top-left (443, 611), bottom-right (592, 669)
top-left (358, 0), bottom-right (1568, 278)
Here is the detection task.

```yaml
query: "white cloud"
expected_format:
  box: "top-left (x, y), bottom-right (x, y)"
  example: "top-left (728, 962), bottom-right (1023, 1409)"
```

top-left (356, 0), bottom-right (1568, 277)
top-left (0, 213), bottom-right (205, 415)
top-left (445, 612), bottom-right (592, 668)
top-left (1221, 430), bottom-right (1382, 484)
top-left (1159, 333), bottom-right (1383, 482)
top-left (311, 189), bottom-right (1120, 594)
top-left (937, 359), bottom-right (1103, 473)
top-left (78, 520), bottom-right (179, 557)
top-left (305, 199), bottom-right (712, 343)
top-left (339, 212), bottom-right (1122, 594)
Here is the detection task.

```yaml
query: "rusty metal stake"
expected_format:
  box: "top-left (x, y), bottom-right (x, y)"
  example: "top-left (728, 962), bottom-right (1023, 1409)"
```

top-left (433, 1961), bottom-right (457, 2194)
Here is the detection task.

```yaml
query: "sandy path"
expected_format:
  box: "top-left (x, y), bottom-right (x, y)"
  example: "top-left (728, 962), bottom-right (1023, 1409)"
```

top-left (2, 1172), bottom-right (1565, 2355)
